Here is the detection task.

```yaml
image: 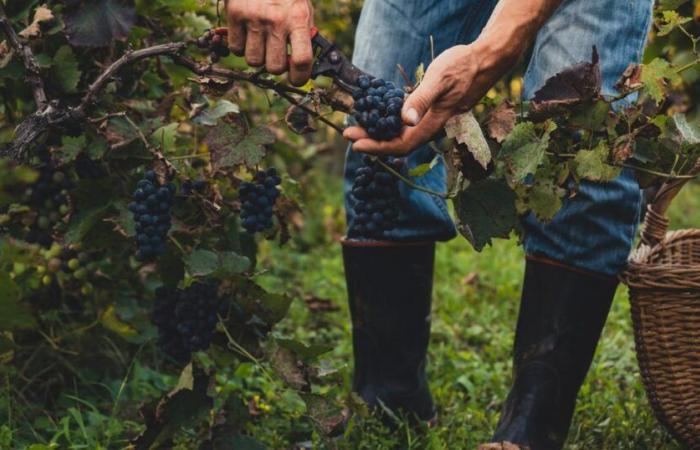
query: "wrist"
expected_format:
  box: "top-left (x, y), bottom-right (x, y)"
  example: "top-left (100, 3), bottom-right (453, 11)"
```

top-left (471, 37), bottom-right (523, 78)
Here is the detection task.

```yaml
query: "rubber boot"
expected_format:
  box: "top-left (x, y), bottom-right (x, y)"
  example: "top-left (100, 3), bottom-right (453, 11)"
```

top-left (342, 240), bottom-right (436, 423)
top-left (486, 257), bottom-right (618, 450)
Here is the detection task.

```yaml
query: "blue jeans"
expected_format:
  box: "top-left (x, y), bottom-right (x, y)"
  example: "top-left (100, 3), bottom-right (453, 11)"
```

top-left (344, 0), bottom-right (653, 276)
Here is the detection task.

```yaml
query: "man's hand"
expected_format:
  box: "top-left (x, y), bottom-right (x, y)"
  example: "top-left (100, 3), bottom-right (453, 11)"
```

top-left (343, 0), bottom-right (563, 156)
top-left (226, 0), bottom-right (314, 86)
top-left (343, 44), bottom-right (506, 155)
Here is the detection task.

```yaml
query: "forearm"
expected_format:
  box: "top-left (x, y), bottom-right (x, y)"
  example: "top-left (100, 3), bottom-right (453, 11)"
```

top-left (474, 0), bottom-right (564, 73)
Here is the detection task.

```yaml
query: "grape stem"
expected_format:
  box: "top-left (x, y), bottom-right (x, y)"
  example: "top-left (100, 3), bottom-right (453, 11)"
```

top-left (373, 157), bottom-right (452, 199)
top-left (0, 3), bottom-right (47, 109)
top-left (218, 315), bottom-right (275, 383)
top-left (549, 151), bottom-right (696, 180)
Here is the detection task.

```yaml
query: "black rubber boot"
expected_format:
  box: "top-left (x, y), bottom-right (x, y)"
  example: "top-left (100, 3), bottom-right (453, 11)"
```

top-left (342, 241), bottom-right (436, 423)
top-left (490, 257), bottom-right (618, 450)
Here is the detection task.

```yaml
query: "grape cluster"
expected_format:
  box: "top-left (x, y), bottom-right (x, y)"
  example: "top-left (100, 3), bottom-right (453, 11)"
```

top-left (196, 29), bottom-right (230, 63)
top-left (350, 156), bottom-right (403, 239)
top-left (20, 166), bottom-right (72, 247)
top-left (239, 168), bottom-right (281, 234)
top-left (352, 76), bottom-right (406, 141)
top-left (151, 282), bottom-right (228, 362)
top-left (39, 244), bottom-right (96, 295)
top-left (128, 171), bottom-right (175, 262)
top-left (182, 179), bottom-right (207, 196)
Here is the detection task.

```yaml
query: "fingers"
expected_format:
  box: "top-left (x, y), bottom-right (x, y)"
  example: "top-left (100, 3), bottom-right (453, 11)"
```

top-left (227, 20), bottom-right (246, 56)
top-left (401, 65), bottom-right (446, 126)
top-left (288, 26), bottom-right (313, 86)
top-left (345, 110), bottom-right (450, 155)
top-left (266, 30), bottom-right (288, 75)
top-left (244, 24), bottom-right (266, 67)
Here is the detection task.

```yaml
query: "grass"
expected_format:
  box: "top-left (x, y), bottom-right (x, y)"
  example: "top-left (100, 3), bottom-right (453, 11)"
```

top-left (253, 166), bottom-right (698, 449)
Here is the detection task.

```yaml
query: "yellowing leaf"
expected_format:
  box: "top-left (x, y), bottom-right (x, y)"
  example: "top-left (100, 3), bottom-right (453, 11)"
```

top-left (100, 305), bottom-right (138, 338)
top-left (641, 58), bottom-right (682, 103)
top-left (656, 10), bottom-right (692, 36)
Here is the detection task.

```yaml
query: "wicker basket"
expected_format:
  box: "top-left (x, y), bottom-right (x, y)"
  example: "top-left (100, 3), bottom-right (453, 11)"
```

top-left (620, 170), bottom-right (700, 449)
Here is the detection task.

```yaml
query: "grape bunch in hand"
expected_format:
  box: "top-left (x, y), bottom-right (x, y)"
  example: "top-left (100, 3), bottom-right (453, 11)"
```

top-left (352, 76), bottom-right (406, 141)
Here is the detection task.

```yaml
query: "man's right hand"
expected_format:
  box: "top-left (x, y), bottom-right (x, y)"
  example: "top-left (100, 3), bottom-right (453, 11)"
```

top-left (226, 0), bottom-right (314, 86)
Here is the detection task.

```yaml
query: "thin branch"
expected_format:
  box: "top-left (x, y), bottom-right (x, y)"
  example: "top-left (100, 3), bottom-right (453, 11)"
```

top-left (373, 157), bottom-right (451, 199)
top-left (0, 3), bottom-right (47, 108)
top-left (76, 42), bottom-right (187, 114)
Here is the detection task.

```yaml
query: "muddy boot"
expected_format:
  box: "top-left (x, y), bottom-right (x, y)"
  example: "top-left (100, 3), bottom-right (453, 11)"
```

top-left (485, 257), bottom-right (617, 450)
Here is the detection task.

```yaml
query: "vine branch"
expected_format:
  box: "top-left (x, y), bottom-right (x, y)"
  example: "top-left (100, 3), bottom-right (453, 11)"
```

top-left (76, 43), bottom-right (187, 114)
top-left (0, 3), bottom-right (47, 108)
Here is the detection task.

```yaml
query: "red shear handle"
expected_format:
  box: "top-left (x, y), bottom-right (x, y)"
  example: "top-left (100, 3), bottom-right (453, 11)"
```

top-left (213, 26), bottom-right (318, 39)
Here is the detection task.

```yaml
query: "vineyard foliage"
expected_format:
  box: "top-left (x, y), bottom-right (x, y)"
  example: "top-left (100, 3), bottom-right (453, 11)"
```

top-left (0, 0), bottom-right (699, 448)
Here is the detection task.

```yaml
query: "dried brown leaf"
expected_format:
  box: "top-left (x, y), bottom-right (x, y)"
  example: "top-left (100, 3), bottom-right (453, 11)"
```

top-left (485, 100), bottom-right (516, 143)
top-left (19, 5), bottom-right (54, 39)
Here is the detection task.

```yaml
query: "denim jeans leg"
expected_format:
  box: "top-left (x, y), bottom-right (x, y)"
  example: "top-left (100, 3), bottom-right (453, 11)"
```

top-left (345, 0), bottom-right (499, 242)
top-left (521, 0), bottom-right (654, 276)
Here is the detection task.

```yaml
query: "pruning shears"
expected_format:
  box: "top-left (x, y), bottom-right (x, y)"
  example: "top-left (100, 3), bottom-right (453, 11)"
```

top-left (212, 26), bottom-right (370, 94)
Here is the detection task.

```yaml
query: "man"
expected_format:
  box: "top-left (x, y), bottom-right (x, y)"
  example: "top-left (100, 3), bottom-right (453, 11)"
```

top-left (226, 0), bottom-right (653, 448)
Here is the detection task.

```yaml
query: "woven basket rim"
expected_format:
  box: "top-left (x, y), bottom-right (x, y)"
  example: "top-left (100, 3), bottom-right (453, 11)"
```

top-left (627, 228), bottom-right (700, 265)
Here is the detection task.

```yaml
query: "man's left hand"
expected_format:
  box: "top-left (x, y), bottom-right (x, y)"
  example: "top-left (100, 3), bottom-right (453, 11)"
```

top-left (343, 43), bottom-right (507, 156)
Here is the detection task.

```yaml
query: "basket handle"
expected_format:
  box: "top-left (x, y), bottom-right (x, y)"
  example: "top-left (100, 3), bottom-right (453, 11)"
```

top-left (640, 158), bottom-right (700, 246)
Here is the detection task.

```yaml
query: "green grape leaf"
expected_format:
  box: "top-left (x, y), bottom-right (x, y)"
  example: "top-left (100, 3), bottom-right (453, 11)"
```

top-left (569, 100), bottom-right (611, 130)
top-left (453, 179), bottom-right (517, 251)
top-left (193, 100), bottom-right (241, 127)
top-left (66, 205), bottom-right (112, 244)
top-left (656, 10), bottom-right (692, 36)
top-left (150, 123), bottom-right (179, 152)
top-left (236, 280), bottom-right (292, 326)
top-left (53, 46), bottom-right (82, 93)
top-left (64, 0), bottom-right (136, 47)
top-left (58, 134), bottom-right (86, 162)
top-left (641, 58), bottom-right (682, 103)
top-left (206, 123), bottom-right (275, 170)
top-left (573, 141), bottom-right (622, 182)
top-left (500, 121), bottom-right (555, 183)
top-left (516, 177), bottom-right (566, 222)
top-left (0, 273), bottom-right (35, 331)
top-left (275, 338), bottom-right (334, 361)
top-left (184, 249), bottom-right (250, 278)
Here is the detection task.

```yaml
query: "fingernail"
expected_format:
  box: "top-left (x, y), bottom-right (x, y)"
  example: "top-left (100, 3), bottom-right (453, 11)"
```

top-left (406, 108), bottom-right (420, 126)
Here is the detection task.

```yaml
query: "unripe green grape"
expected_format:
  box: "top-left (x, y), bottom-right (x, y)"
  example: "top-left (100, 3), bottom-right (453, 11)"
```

top-left (59, 204), bottom-right (70, 215)
top-left (52, 171), bottom-right (66, 184)
top-left (13, 262), bottom-right (26, 276)
top-left (41, 275), bottom-right (53, 286)
top-left (67, 258), bottom-right (80, 271)
top-left (36, 265), bottom-right (47, 275)
top-left (81, 283), bottom-right (94, 296)
top-left (37, 216), bottom-right (50, 229)
top-left (73, 268), bottom-right (87, 280)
